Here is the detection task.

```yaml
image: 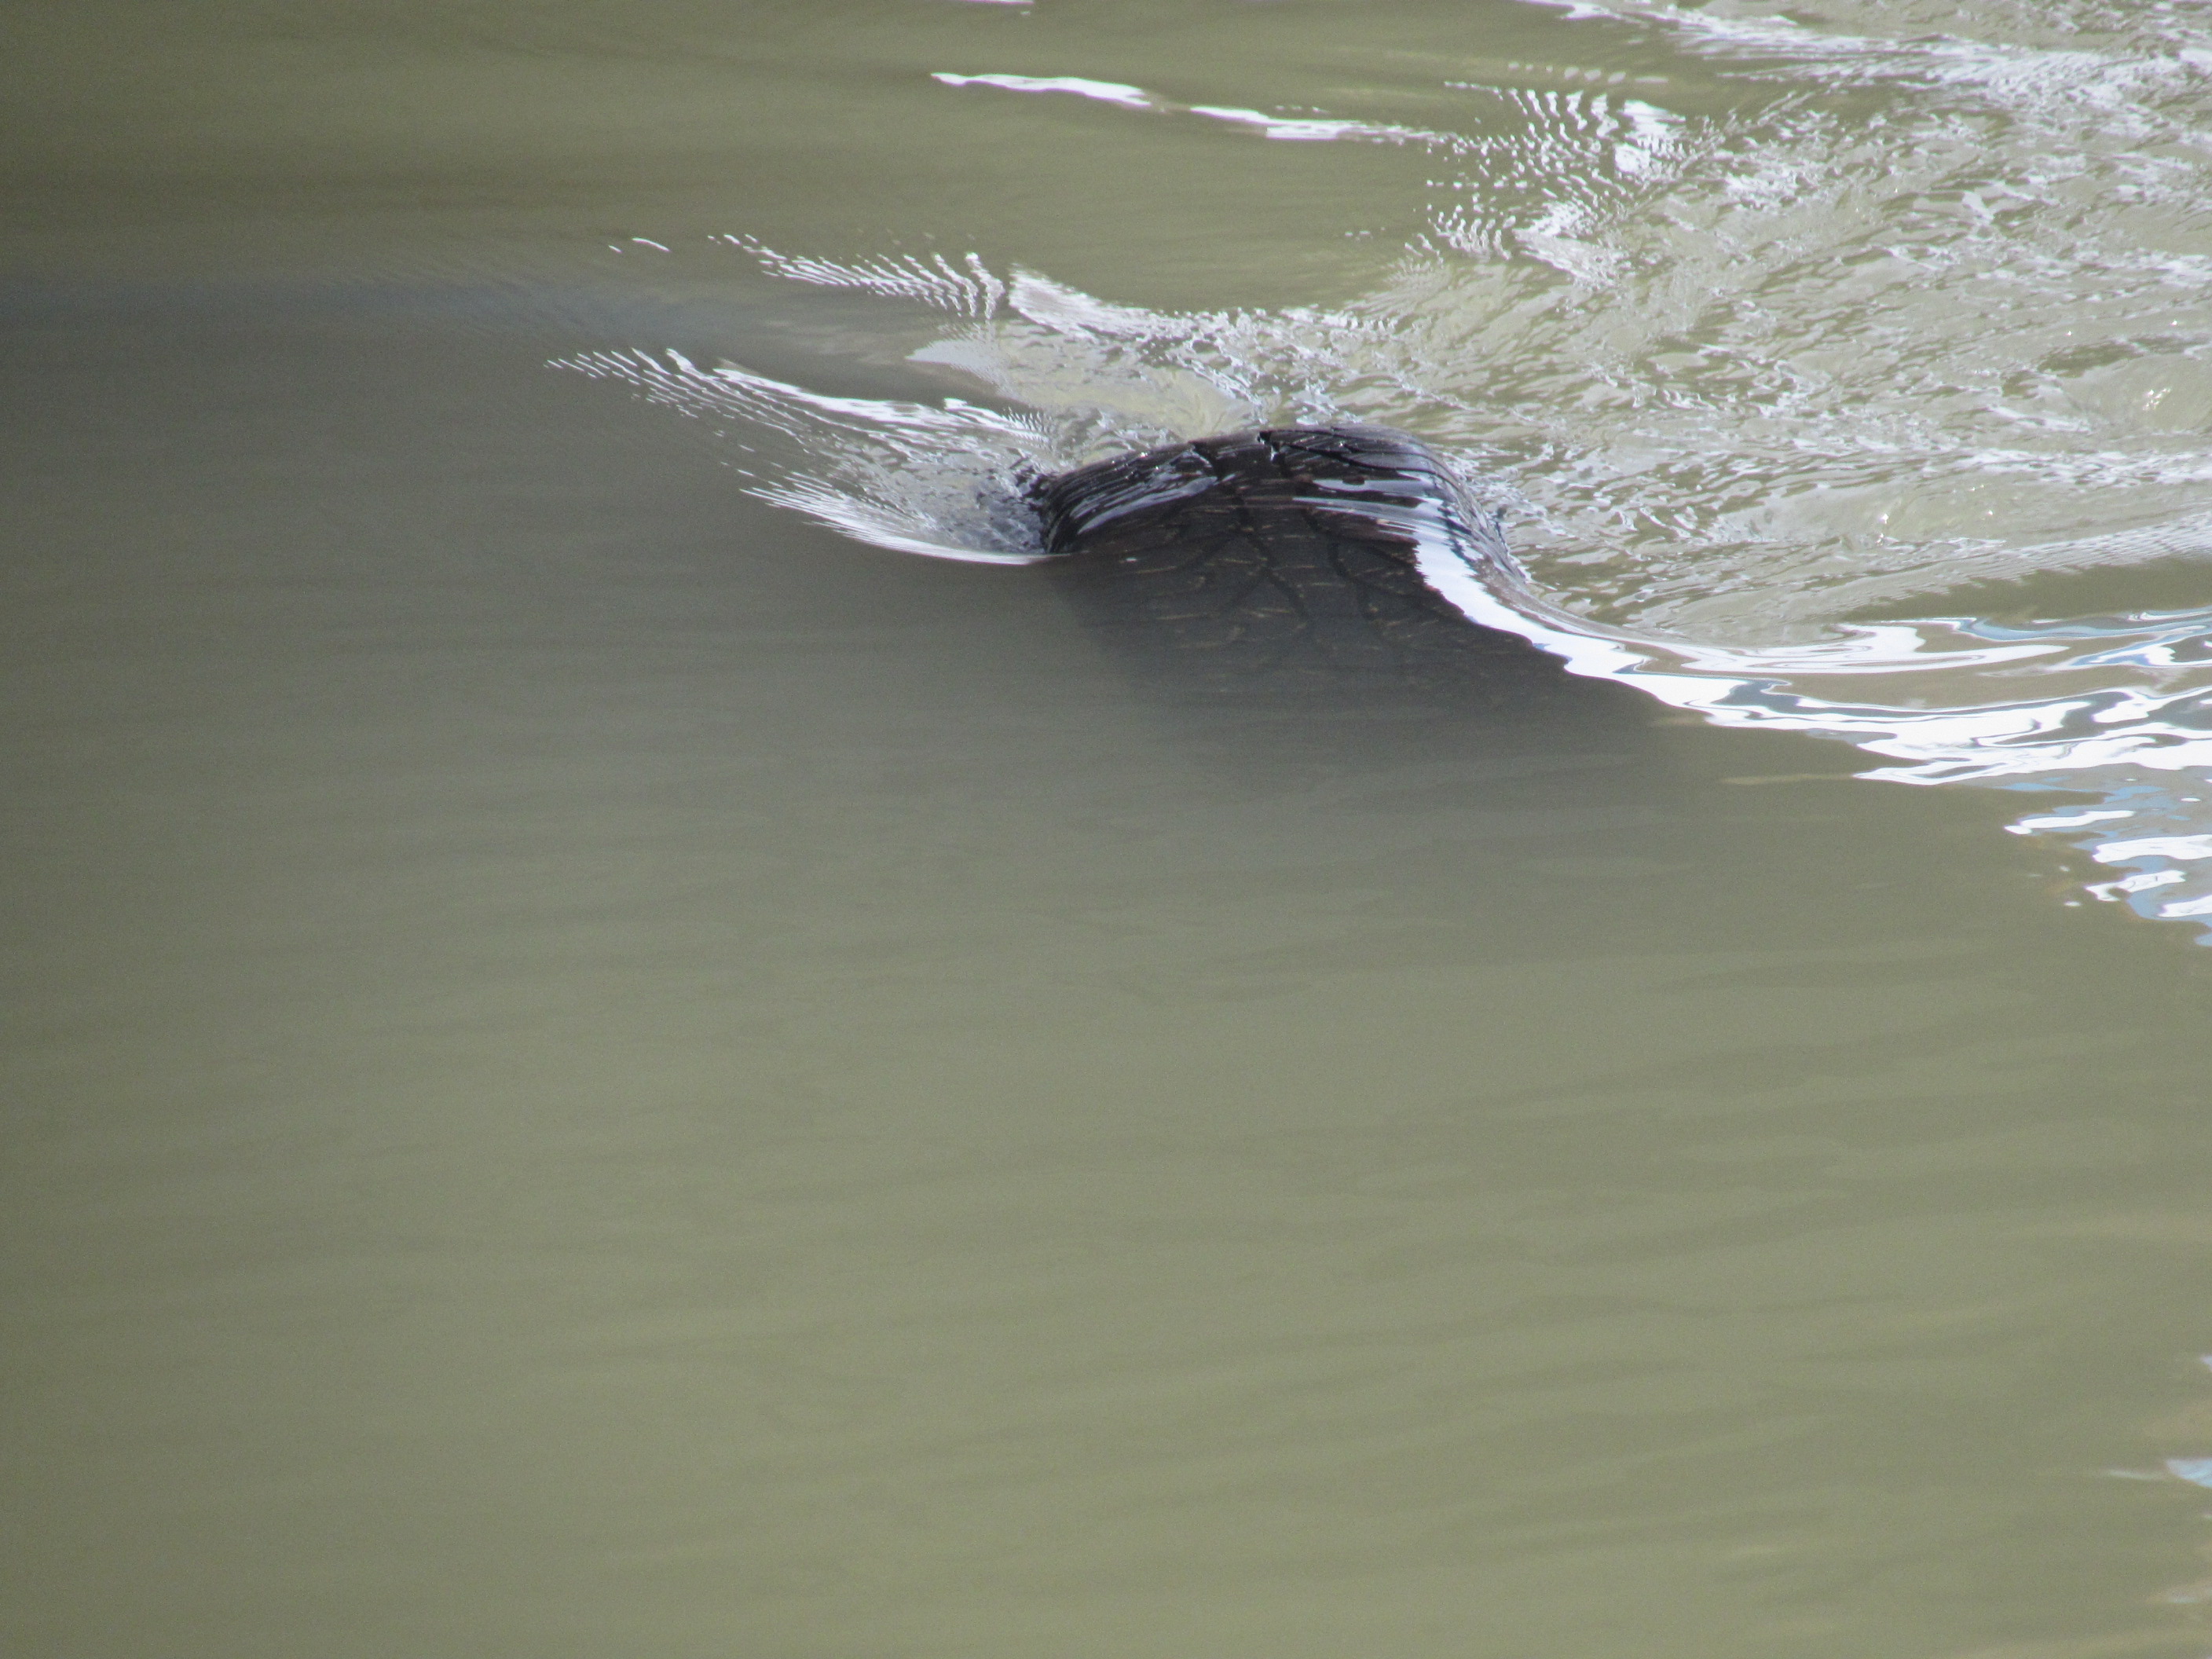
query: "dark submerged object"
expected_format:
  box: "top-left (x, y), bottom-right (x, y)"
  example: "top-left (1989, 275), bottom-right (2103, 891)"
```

top-left (1031, 425), bottom-right (1627, 732)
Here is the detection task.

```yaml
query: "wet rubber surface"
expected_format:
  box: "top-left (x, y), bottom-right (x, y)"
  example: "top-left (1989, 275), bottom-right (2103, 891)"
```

top-left (1037, 425), bottom-right (1650, 749)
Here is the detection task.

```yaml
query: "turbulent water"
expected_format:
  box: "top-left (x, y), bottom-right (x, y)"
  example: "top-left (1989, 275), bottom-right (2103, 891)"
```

top-left (567, 0), bottom-right (2212, 932)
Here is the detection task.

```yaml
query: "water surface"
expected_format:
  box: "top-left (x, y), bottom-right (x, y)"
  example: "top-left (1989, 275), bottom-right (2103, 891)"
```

top-left (10, 4), bottom-right (2212, 1657)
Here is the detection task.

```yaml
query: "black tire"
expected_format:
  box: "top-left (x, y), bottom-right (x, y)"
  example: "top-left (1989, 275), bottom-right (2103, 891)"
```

top-left (1031, 426), bottom-right (1612, 725)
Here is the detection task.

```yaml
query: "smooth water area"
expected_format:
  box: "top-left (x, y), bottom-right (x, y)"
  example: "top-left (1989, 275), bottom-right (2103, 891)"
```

top-left (13, 3), bottom-right (2212, 1656)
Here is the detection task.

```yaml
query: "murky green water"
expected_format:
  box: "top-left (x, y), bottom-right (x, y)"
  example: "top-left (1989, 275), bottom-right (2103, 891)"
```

top-left (13, 4), bottom-right (2212, 1657)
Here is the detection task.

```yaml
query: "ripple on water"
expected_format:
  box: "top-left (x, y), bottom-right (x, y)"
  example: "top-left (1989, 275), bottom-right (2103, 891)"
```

top-left (563, 0), bottom-right (2212, 936)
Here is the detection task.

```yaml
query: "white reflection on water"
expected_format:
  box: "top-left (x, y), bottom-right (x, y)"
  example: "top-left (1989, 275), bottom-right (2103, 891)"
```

top-left (561, 0), bottom-right (2212, 936)
top-left (931, 70), bottom-right (1467, 146)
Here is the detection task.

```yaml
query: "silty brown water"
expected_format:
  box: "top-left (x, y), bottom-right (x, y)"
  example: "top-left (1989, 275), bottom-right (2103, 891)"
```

top-left (11, 4), bottom-right (2212, 1657)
